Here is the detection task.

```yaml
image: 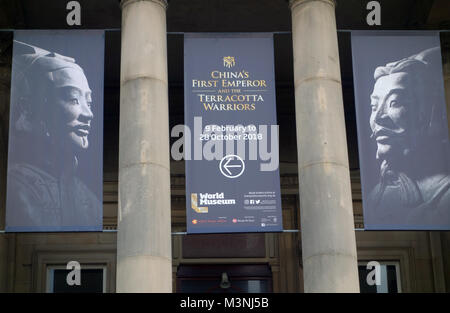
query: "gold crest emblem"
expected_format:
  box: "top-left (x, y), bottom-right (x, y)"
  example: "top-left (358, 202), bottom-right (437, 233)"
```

top-left (223, 56), bottom-right (235, 68)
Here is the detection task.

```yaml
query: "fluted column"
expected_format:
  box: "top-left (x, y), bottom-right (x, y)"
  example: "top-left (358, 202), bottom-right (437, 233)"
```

top-left (289, 0), bottom-right (360, 292)
top-left (117, 0), bottom-right (172, 292)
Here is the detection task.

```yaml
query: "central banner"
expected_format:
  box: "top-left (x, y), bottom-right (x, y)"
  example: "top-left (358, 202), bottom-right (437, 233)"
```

top-left (184, 33), bottom-right (283, 234)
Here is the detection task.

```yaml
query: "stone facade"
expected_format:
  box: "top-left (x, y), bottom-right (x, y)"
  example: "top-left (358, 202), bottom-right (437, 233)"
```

top-left (0, 0), bottom-right (449, 293)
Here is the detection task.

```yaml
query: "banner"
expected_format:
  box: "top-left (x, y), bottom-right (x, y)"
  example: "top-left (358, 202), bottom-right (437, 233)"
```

top-left (184, 33), bottom-right (282, 233)
top-left (6, 30), bottom-right (104, 232)
top-left (351, 32), bottom-right (450, 230)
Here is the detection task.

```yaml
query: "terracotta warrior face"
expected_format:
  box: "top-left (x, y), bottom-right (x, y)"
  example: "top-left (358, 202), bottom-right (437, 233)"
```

top-left (369, 72), bottom-right (418, 161)
top-left (46, 66), bottom-right (94, 151)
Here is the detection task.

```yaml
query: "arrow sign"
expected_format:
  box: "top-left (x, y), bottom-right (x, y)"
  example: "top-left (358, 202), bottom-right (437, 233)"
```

top-left (223, 157), bottom-right (242, 175)
top-left (219, 155), bottom-right (245, 178)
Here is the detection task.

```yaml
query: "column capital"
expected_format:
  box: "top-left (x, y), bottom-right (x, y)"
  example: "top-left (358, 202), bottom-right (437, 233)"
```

top-left (289, 0), bottom-right (336, 11)
top-left (120, 0), bottom-right (168, 10)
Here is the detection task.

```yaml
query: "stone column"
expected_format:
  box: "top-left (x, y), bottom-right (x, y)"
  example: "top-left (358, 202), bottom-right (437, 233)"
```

top-left (117, 0), bottom-right (172, 292)
top-left (289, 0), bottom-right (360, 292)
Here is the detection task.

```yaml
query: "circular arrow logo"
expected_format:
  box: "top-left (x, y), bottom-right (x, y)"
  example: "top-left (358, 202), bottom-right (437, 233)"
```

top-left (219, 154), bottom-right (245, 178)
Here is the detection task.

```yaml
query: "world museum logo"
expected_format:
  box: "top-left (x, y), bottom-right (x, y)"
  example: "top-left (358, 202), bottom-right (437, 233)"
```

top-left (191, 192), bottom-right (236, 214)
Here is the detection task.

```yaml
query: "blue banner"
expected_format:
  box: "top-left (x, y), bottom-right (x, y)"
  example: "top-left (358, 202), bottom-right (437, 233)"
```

top-left (184, 33), bottom-right (282, 233)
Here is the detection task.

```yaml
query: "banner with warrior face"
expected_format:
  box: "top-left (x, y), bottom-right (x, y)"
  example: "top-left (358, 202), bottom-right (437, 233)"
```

top-left (6, 30), bottom-right (104, 232)
top-left (352, 32), bottom-right (450, 230)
